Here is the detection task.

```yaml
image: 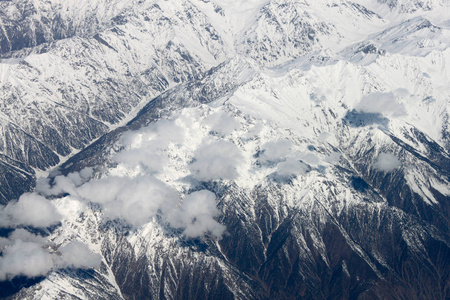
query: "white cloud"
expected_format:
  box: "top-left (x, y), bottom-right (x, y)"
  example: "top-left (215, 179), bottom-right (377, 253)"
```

top-left (113, 148), bottom-right (164, 173)
top-left (167, 190), bottom-right (225, 238)
top-left (373, 152), bottom-right (401, 172)
top-left (8, 229), bottom-right (47, 244)
top-left (0, 107), bottom-right (248, 281)
top-left (0, 237), bottom-right (11, 250)
top-left (259, 140), bottom-right (292, 164)
top-left (30, 110), bottom-right (231, 237)
top-left (35, 177), bottom-right (53, 195)
top-left (205, 110), bottom-right (241, 135)
top-left (0, 240), bottom-right (54, 280)
top-left (356, 92), bottom-right (406, 117)
top-left (0, 193), bottom-right (61, 228)
top-left (258, 141), bottom-right (325, 177)
top-left (78, 175), bottom-right (179, 226)
top-left (189, 140), bottom-right (243, 181)
top-left (324, 151), bottom-right (341, 164)
top-left (77, 175), bottom-right (226, 238)
top-left (120, 119), bottom-right (185, 150)
top-left (0, 229), bottom-right (101, 280)
top-left (0, 230), bottom-right (47, 251)
top-left (275, 158), bottom-right (309, 177)
top-left (114, 120), bottom-right (186, 173)
top-left (57, 241), bottom-right (102, 269)
top-left (299, 152), bottom-right (320, 166)
top-left (77, 176), bottom-right (129, 205)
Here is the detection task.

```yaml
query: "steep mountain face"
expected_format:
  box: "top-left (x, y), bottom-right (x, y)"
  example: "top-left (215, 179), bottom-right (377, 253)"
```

top-left (0, 0), bottom-right (127, 55)
top-left (0, 0), bottom-right (449, 299)
top-left (0, 0), bottom-right (228, 203)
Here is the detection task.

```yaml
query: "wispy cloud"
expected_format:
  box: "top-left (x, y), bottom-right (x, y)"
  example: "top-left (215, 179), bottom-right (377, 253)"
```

top-left (259, 140), bottom-right (293, 165)
top-left (373, 152), bottom-right (401, 172)
top-left (57, 242), bottom-right (102, 269)
top-left (356, 92), bottom-right (407, 117)
top-left (167, 190), bottom-right (225, 238)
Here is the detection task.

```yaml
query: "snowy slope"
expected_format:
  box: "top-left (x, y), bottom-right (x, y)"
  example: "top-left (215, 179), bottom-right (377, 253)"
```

top-left (0, 0), bottom-right (229, 203)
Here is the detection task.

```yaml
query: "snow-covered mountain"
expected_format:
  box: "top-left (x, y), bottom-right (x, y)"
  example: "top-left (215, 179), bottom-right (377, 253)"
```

top-left (0, 0), bottom-right (228, 203)
top-left (0, 0), bottom-right (449, 299)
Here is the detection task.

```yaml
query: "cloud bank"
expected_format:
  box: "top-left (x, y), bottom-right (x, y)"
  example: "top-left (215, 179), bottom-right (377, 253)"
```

top-left (1, 105), bottom-right (343, 281)
top-left (0, 230), bottom-right (101, 281)
top-left (36, 167), bottom-right (93, 197)
top-left (0, 193), bottom-right (61, 228)
top-left (30, 108), bottom-right (236, 240)
top-left (76, 173), bottom-right (226, 237)
top-left (0, 239), bottom-right (54, 280)
top-left (77, 175), bottom-right (180, 226)
top-left (0, 169), bottom-right (101, 281)
top-left (114, 120), bottom-right (185, 172)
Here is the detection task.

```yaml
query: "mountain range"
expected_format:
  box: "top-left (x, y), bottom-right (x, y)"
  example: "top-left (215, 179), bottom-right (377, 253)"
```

top-left (0, 0), bottom-right (449, 299)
